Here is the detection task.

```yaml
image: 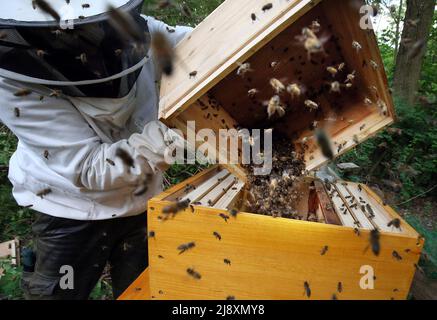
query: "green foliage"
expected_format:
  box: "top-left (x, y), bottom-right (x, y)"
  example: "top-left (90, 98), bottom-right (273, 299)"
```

top-left (0, 259), bottom-right (23, 300)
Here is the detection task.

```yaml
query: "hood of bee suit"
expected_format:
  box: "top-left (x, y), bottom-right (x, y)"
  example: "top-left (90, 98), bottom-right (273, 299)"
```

top-left (0, 0), bottom-right (150, 98)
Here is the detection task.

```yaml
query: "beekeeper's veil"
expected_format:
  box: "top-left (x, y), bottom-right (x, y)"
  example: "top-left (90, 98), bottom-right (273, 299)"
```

top-left (0, 0), bottom-right (150, 98)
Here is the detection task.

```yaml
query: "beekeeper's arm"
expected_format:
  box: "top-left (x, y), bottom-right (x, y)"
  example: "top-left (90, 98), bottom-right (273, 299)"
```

top-left (0, 79), bottom-right (175, 192)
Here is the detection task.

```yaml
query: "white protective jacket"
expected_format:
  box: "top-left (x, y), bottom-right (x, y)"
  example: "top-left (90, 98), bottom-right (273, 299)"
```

top-left (0, 16), bottom-right (191, 221)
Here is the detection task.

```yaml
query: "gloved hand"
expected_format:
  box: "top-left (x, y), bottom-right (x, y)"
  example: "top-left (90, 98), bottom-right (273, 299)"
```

top-left (128, 121), bottom-right (185, 172)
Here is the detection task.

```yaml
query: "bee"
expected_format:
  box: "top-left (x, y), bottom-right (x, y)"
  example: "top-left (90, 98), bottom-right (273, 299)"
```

top-left (226, 296), bottom-right (236, 300)
top-left (304, 281), bottom-right (311, 298)
top-left (360, 124), bottom-right (366, 131)
top-left (337, 282), bottom-right (343, 293)
top-left (270, 61), bottom-right (280, 69)
top-left (392, 250), bottom-right (402, 261)
top-left (287, 83), bottom-right (302, 99)
top-left (213, 231), bottom-right (222, 241)
top-left (387, 218), bottom-right (401, 229)
top-left (320, 245), bottom-right (329, 255)
top-left (352, 40), bottom-right (362, 52)
top-left (251, 13), bottom-right (257, 22)
top-left (354, 228), bottom-right (361, 236)
top-left (43, 150), bottom-right (49, 159)
top-left (365, 204), bottom-right (375, 218)
top-left (332, 294), bottom-right (338, 300)
top-left (370, 60), bottom-right (379, 70)
top-left (76, 53), bottom-right (88, 65)
top-left (304, 100), bottom-right (319, 111)
top-left (315, 129), bottom-right (334, 160)
top-left (114, 49), bottom-right (123, 57)
top-left (302, 30), bottom-right (325, 60)
top-left (229, 209), bottom-right (239, 218)
top-left (219, 213), bottom-right (230, 223)
top-left (248, 88), bottom-right (259, 98)
top-left (369, 229), bottom-right (381, 256)
top-left (327, 66), bottom-right (338, 77)
top-left (310, 20), bottom-right (321, 33)
top-left (330, 81), bottom-right (341, 93)
top-left (262, 3), bottom-right (273, 12)
top-left (14, 88), bottom-right (32, 97)
top-left (152, 31), bottom-right (175, 76)
top-left (147, 231), bottom-right (155, 239)
top-left (353, 135), bottom-right (359, 144)
top-left (49, 89), bottom-right (62, 98)
top-left (14, 107), bottom-right (20, 118)
top-left (106, 158), bottom-right (115, 166)
top-left (236, 62), bottom-right (253, 77)
top-left (33, 0), bottom-right (60, 22)
top-left (270, 78), bottom-right (285, 94)
top-left (36, 188), bottom-right (52, 199)
top-left (267, 95), bottom-right (286, 119)
top-left (36, 49), bottom-right (47, 58)
top-left (115, 148), bottom-right (135, 168)
top-left (180, 3), bottom-right (192, 18)
top-left (0, 31), bottom-right (6, 40)
top-left (377, 99), bottom-right (388, 116)
top-left (82, 4), bottom-right (90, 8)
top-left (177, 242), bottom-right (195, 254)
top-left (345, 71), bottom-right (356, 83)
top-left (189, 71), bottom-right (197, 78)
top-left (224, 259), bottom-right (231, 265)
top-left (156, 0), bottom-right (174, 9)
top-left (338, 62), bottom-right (345, 71)
top-left (186, 268), bottom-right (201, 280)
top-left (364, 97), bottom-right (373, 106)
top-left (162, 199), bottom-right (190, 217)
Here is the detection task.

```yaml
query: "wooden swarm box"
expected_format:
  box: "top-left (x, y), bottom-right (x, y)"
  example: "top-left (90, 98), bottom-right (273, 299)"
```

top-left (147, 0), bottom-right (423, 300)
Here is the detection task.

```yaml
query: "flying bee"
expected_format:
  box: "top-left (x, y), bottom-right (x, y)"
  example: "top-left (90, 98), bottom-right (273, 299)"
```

top-left (315, 129), bottom-right (334, 160)
top-left (162, 199), bottom-right (190, 218)
top-left (330, 81), bottom-right (341, 93)
top-left (224, 259), bottom-right (231, 265)
top-left (287, 83), bottom-right (302, 99)
top-left (116, 148), bottom-right (135, 168)
top-left (270, 61), bottom-right (280, 69)
top-left (304, 281), bottom-right (311, 298)
top-left (267, 95), bottom-right (286, 119)
top-left (270, 78), bottom-right (285, 94)
top-left (236, 62), bottom-right (253, 77)
top-left (14, 107), bottom-right (20, 118)
top-left (337, 282), bottom-right (343, 293)
top-left (353, 135), bottom-right (359, 144)
top-left (392, 250), bottom-right (402, 261)
top-left (213, 231), bottom-right (222, 241)
top-left (370, 60), bottom-right (379, 70)
top-left (345, 71), bottom-right (356, 83)
top-left (219, 213), bottom-right (230, 223)
top-left (388, 218), bottom-right (401, 230)
top-left (180, 2), bottom-right (192, 17)
top-left (352, 40), bottom-right (362, 52)
top-left (76, 53), bottom-right (88, 65)
top-left (248, 88), bottom-right (259, 98)
top-left (320, 245), bottom-right (329, 255)
top-left (304, 99), bottom-right (319, 111)
top-left (262, 3), bottom-right (273, 12)
top-left (338, 62), bottom-right (345, 71)
top-left (186, 268), bottom-right (201, 280)
top-left (369, 229), bottom-right (381, 256)
top-left (14, 88), bottom-right (32, 97)
top-left (327, 66), bottom-right (338, 77)
top-left (33, 0), bottom-right (61, 22)
top-left (36, 188), bottom-right (52, 199)
top-left (177, 242), bottom-right (195, 254)
top-left (147, 231), bottom-right (155, 239)
top-left (152, 31), bottom-right (175, 76)
top-left (310, 20), bottom-right (321, 33)
top-left (156, 0), bottom-right (175, 9)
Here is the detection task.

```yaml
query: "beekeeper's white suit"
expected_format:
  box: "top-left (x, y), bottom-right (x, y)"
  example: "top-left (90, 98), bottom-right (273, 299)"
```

top-left (0, 16), bottom-right (191, 221)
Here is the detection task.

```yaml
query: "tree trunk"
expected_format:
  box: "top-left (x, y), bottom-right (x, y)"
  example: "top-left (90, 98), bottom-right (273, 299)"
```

top-left (393, 0), bottom-right (404, 58)
top-left (392, 0), bottom-right (436, 104)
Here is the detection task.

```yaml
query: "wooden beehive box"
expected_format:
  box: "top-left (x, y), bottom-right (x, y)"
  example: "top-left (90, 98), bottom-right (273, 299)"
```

top-left (146, 0), bottom-right (423, 300)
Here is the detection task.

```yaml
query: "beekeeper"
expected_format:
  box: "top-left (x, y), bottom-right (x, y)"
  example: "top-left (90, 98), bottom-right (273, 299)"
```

top-left (0, 0), bottom-right (191, 299)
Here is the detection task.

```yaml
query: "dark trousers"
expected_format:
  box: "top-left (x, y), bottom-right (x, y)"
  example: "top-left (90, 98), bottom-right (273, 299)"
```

top-left (21, 212), bottom-right (148, 300)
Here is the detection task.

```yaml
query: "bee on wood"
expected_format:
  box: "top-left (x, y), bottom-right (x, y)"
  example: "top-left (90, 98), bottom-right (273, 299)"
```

top-left (327, 66), bottom-right (338, 77)
top-left (213, 231), bottom-right (222, 241)
top-left (270, 61), bottom-right (280, 69)
top-left (248, 88), bottom-right (259, 98)
top-left (320, 245), bottom-right (329, 255)
top-left (387, 218), bottom-right (401, 230)
top-left (338, 62), bottom-right (346, 71)
top-left (330, 81), bottom-right (341, 93)
top-left (186, 268), bottom-right (201, 280)
top-left (270, 78), bottom-right (285, 94)
top-left (364, 98), bottom-right (373, 106)
top-left (360, 124), bottom-right (366, 131)
top-left (369, 60), bottom-right (379, 70)
top-left (147, 231), bottom-right (155, 239)
top-left (262, 3), bottom-right (273, 12)
top-left (365, 204), bottom-right (375, 218)
top-left (332, 294), bottom-right (338, 300)
top-left (369, 229), bottom-right (381, 256)
top-left (219, 213), bottom-right (230, 223)
top-left (377, 99), bottom-right (388, 116)
top-left (267, 95), bottom-right (286, 119)
top-left (33, 0), bottom-right (61, 22)
top-left (14, 107), bottom-right (20, 118)
top-left (236, 62), bottom-right (253, 77)
top-left (354, 228), bottom-right (361, 236)
top-left (315, 129), bottom-right (334, 160)
top-left (304, 281), bottom-right (311, 298)
top-left (304, 99), bottom-right (319, 112)
top-left (14, 88), bottom-right (32, 97)
top-left (106, 158), bottom-right (115, 166)
top-left (177, 242), bottom-right (195, 254)
top-left (152, 31), bottom-right (175, 76)
top-left (392, 250), bottom-right (402, 261)
top-left (43, 150), bottom-right (49, 159)
top-left (229, 209), bottom-right (239, 218)
top-left (353, 135), bottom-right (359, 144)
top-left (287, 83), bottom-right (302, 99)
top-left (189, 71), bottom-right (197, 78)
top-left (36, 188), bottom-right (52, 199)
top-left (224, 259), bottom-right (231, 266)
top-left (116, 148), bottom-right (135, 168)
top-left (226, 296), bottom-right (236, 300)
top-left (345, 71), bottom-right (356, 83)
top-left (352, 40), bottom-right (362, 52)
top-left (337, 282), bottom-right (343, 293)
